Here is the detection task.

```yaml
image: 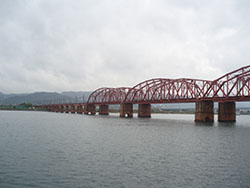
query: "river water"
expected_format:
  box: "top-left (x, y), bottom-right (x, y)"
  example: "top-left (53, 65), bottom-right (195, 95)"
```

top-left (0, 111), bottom-right (250, 188)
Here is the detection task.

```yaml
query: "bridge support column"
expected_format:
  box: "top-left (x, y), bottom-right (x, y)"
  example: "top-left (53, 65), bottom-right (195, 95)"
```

top-left (218, 102), bottom-right (236, 122)
top-left (138, 104), bottom-right (151, 118)
top-left (84, 104), bottom-right (96, 115)
top-left (99, 105), bottom-right (109, 115)
top-left (65, 105), bottom-right (69, 113)
top-left (49, 106), bottom-right (53, 112)
top-left (60, 105), bottom-right (64, 113)
top-left (195, 100), bottom-right (214, 122)
top-left (56, 105), bottom-right (60, 113)
top-left (77, 105), bottom-right (83, 114)
top-left (120, 103), bottom-right (133, 118)
top-left (71, 105), bottom-right (76, 113)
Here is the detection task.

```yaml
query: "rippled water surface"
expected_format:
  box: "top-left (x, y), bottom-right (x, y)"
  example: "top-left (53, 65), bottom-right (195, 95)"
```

top-left (0, 111), bottom-right (250, 188)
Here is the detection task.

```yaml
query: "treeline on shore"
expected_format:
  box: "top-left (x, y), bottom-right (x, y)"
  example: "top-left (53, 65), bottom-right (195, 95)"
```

top-left (0, 103), bottom-right (34, 111)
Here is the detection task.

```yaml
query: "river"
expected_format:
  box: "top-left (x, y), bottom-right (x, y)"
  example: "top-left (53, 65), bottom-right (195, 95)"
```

top-left (0, 111), bottom-right (250, 188)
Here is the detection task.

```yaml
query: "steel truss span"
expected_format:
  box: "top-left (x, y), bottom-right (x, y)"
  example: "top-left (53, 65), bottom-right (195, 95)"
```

top-left (204, 65), bottom-right (250, 101)
top-left (87, 87), bottom-right (131, 105)
top-left (123, 78), bottom-right (213, 104)
top-left (86, 65), bottom-right (250, 104)
top-left (35, 65), bottom-right (250, 107)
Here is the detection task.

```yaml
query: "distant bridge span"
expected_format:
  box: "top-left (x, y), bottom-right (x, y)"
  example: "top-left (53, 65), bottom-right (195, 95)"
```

top-left (36, 65), bottom-right (250, 122)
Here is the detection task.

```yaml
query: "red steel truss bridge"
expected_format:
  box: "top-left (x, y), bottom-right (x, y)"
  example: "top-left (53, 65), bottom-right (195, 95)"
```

top-left (36, 65), bottom-right (250, 122)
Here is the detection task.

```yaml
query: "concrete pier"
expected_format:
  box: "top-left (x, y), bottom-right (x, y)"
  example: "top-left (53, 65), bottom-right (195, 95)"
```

top-left (120, 103), bottom-right (133, 118)
top-left (138, 104), bottom-right (151, 118)
top-left (71, 105), bottom-right (76, 113)
top-left (65, 105), bottom-right (69, 113)
top-left (77, 105), bottom-right (83, 114)
top-left (195, 100), bottom-right (214, 122)
top-left (60, 105), bottom-right (64, 113)
top-left (55, 105), bottom-right (60, 113)
top-left (218, 102), bottom-right (236, 122)
top-left (99, 105), bottom-right (109, 115)
top-left (49, 106), bottom-right (54, 112)
top-left (84, 104), bottom-right (96, 115)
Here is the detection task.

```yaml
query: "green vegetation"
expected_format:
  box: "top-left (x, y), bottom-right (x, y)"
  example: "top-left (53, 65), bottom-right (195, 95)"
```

top-left (0, 103), bottom-right (34, 111)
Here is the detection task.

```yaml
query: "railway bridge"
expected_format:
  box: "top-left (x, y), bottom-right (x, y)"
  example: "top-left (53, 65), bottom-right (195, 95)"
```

top-left (36, 65), bottom-right (250, 122)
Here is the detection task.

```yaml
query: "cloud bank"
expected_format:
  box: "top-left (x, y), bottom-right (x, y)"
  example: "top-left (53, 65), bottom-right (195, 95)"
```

top-left (0, 0), bottom-right (250, 93)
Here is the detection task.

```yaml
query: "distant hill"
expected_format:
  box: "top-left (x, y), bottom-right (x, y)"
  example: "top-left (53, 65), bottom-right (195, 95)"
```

top-left (61, 91), bottom-right (92, 102)
top-left (0, 91), bottom-right (92, 105)
top-left (0, 92), bottom-right (4, 100)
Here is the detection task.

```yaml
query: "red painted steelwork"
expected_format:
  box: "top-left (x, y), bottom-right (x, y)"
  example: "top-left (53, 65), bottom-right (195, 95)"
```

top-left (123, 65), bottom-right (250, 104)
top-left (87, 87), bottom-right (131, 105)
top-left (124, 78), bottom-right (213, 104)
top-left (34, 65), bottom-right (250, 109)
top-left (204, 65), bottom-right (250, 100)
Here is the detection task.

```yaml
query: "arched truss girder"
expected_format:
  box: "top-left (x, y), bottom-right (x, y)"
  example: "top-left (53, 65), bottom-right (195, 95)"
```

top-left (204, 65), bottom-right (250, 99)
top-left (84, 65), bottom-right (250, 105)
top-left (35, 65), bottom-right (250, 106)
top-left (124, 78), bottom-right (213, 103)
top-left (87, 87), bottom-right (131, 105)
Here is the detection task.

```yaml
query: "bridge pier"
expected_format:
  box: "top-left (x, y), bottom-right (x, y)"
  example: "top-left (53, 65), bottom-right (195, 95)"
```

top-left (120, 103), bottom-right (133, 118)
top-left (56, 105), bottom-right (60, 113)
top-left (195, 100), bottom-right (214, 122)
top-left (65, 105), bottom-right (69, 113)
top-left (77, 105), bottom-right (83, 114)
top-left (60, 105), bottom-right (64, 113)
top-left (138, 104), bottom-right (151, 118)
top-left (218, 102), bottom-right (236, 122)
top-left (49, 106), bottom-right (53, 112)
top-left (84, 104), bottom-right (96, 115)
top-left (99, 105), bottom-right (109, 115)
top-left (71, 105), bottom-right (76, 113)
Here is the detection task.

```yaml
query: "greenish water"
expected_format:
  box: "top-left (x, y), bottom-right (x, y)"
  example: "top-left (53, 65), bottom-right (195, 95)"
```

top-left (0, 111), bottom-right (250, 188)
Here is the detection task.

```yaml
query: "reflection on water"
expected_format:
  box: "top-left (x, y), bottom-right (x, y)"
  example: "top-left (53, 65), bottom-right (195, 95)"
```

top-left (0, 111), bottom-right (250, 188)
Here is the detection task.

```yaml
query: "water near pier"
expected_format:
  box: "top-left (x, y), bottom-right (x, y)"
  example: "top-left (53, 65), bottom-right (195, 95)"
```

top-left (0, 111), bottom-right (250, 188)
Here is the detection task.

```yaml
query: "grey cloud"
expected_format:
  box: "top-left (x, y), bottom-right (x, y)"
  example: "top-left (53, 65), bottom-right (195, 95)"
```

top-left (0, 0), bottom-right (250, 93)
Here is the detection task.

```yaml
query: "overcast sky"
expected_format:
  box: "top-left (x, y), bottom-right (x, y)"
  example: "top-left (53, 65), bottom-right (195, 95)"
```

top-left (0, 0), bottom-right (249, 93)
